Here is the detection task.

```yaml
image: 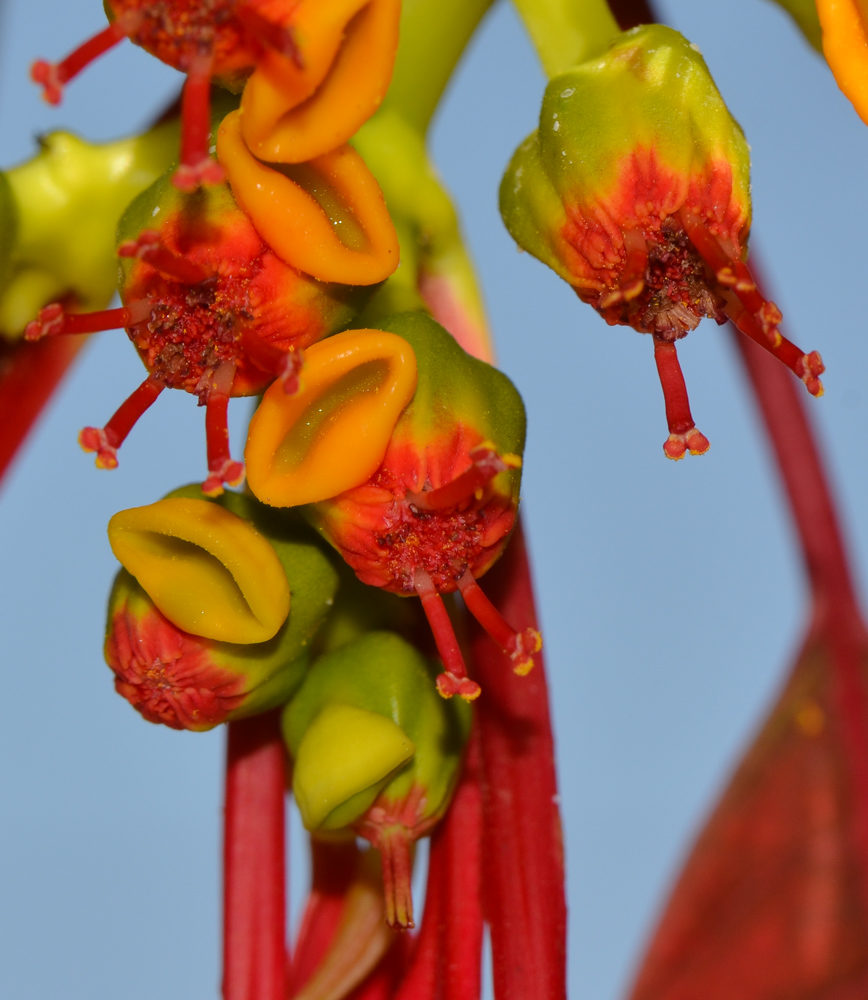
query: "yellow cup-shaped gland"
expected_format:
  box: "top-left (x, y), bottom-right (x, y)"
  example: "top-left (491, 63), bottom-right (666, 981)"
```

top-left (240, 0), bottom-right (401, 164)
top-left (817, 0), bottom-right (868, 125)
top-left (293, 702), bottom-right (415, 832)
top-left (107, 498), bottom-right (290, 644)
top-left (217, 111), bottom-right (399, 286)
top-left (245, 329), bottom-right (418, 507)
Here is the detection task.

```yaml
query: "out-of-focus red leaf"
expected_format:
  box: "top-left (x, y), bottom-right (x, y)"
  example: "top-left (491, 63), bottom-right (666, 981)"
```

top-left (0, 334), bottom-right (87, 487)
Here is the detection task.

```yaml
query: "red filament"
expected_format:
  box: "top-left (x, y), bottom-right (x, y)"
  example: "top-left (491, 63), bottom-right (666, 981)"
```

top-left (652, 336), bottom-right (710, 460)
top-left (30, 21), bottom-right (127, 104)
top-left (174, 54), bottom-right (226, 191)
top-left (79, 375), bottom-right (163, 468)
top-left (414, 567), bottom-right (480, 701)
top-left (458, 569), bottom-right (540, 675)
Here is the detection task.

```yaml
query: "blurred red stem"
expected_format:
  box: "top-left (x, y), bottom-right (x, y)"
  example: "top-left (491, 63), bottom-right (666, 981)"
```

top-left (471, 523), bottom-right (567, 1000)
top-left (223, 711), bottom-right (286, 1000)
top-left (0, 334), bottom-right (87, 490)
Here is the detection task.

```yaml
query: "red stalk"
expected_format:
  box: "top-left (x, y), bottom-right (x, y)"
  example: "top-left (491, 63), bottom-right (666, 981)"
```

top-left (394, 733), bottom-right (484, 1000)
top-left (289, 840), bottom-right (360, 995)
top-left (471, 524), bottom-right (567, 1000)
top-left (223, 711), bottom-right (286, 1000)
top-left (0, 334), bottom-right (87, 488)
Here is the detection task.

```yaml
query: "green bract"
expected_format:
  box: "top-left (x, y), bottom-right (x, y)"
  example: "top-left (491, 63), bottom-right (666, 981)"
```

top-left (283, 631), bottom-right (471, 833)
top-left (0, 123), bottom-right (178, 339)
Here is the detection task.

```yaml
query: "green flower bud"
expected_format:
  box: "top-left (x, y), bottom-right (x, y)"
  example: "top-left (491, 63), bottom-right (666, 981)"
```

top-left (283, 631), bottom-right (472, 927)
top-left (104, 487), bottom-right (339, 731)
top-left (0, 122), bottom-right (178, 339)
top-left (500, 24), bottom-right (824, 459)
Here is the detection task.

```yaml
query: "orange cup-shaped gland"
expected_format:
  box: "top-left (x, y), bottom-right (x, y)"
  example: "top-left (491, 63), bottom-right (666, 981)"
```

top-left (108, 497), bottom-right (290, 644)
top-left (816, 0), bottom-right (868, 125)
top-left (217, 111), bottom-right (399, 286)
top-left (245, 329), bottom-right (417, 507)
top-left (240, 0), bottom-right (401, 163)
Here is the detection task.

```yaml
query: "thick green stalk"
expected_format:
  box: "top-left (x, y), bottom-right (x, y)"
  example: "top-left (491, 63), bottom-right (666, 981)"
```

top-left (511, 0), bottom-right (621, 76)
top-left (382, 0), bottom-right (496, 135)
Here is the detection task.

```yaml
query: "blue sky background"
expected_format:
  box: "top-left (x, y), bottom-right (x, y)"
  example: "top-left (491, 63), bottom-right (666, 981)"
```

top-left (2, 1), bottom-right (868, 998)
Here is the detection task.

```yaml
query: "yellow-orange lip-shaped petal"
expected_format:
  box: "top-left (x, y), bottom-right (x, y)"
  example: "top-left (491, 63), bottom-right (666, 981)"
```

top-left (240, 0), bottom-right (401, 164)
top-left (817, 0), bottom-right (868, 124)
top-left (217, 110), bottom-right (399, 285)
top-left (245, 329), bottom-right (418, 507)
top-left (107, 497), bottom-right (290, 644)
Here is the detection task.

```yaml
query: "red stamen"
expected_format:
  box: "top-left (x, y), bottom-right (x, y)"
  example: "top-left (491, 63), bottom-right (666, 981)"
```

top-left (223, 712), bottom-right (287, 1000)
top-left (678, 208), bottom-right (782, 347)
top-left (408, 444), bottom-right (518, 512)
top-left (599, 227), bottom-right (648, 311)
top-left (458, 569), bottom-right (540, 675)
top-left (118, 231), bottom-right (213, 285)
top-left (236, 3), bottom-right (303, 67)
top-left (378, 830), bottom-right (415, 930)
top-left (726, 297), bottom-right (825, 396)
top-left (78, 375), bottom-right (163, 468)
top-left (203, 362), bottom-right (244, 496)
top-left (30, 21), bottom-right (127, 104)
top-left (173, 54), bottom-right (226, 191)
top-left (414, 567), bottom-right (481, 701)
top-left (24, 303), bottom-right (137, 341)
top-left (652, 335), bottom-right (710, 460)
top-left (241, 327), bottom-right (305, 394)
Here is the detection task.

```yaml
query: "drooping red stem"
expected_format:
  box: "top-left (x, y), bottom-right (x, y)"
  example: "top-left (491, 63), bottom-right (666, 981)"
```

top-left (471, 523), bottom-right (567, 1000)
top-left (223, 711), bottom-right (286, 1000)
top-left (0, 334), bottom-right (87, 488)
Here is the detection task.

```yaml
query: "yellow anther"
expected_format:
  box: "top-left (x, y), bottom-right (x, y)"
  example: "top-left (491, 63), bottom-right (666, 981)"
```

top-left (245, 329), bottom-right (417, 507)
top-left (217, 111), bottom-right (399, 285)
top-left (107, 497), bottom-right (290, 644)
top-left (240, 0), bottom-right (401, 164)
top-left (293, 702), bottom-right (415, 831)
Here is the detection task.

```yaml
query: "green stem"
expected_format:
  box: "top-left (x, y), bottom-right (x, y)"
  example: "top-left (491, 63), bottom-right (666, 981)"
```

top-left (382, 0), bottom-right (497, 135)
top-left (510, 0), bottom-right (620, 77)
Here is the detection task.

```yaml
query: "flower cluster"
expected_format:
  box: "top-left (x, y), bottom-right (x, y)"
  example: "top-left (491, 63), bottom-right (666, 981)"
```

top-left (5, 0), bottom-right (868, 998)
